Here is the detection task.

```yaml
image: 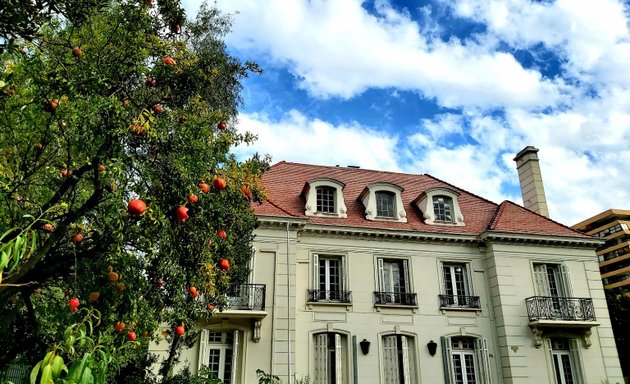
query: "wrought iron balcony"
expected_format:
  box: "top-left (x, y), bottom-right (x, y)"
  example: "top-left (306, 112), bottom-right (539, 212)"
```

top-left (439, 294), bottom-right (481, 309)
top-left (307, 289), bottom-right (352, 303)
top-left (525, 296), bottom-right (596, 322)
top-left (227, 284), bottom-right (266, 310)
top-left (374, 291), bottom-right (417, 306)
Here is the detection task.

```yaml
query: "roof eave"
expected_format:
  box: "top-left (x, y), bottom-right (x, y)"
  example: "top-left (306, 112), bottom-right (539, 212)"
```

top-left (480, 231), bottom-right (602, 248)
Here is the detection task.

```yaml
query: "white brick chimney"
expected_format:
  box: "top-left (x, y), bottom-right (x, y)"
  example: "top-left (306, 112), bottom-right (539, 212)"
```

top-left (513, 146), bottom-right (549, 218)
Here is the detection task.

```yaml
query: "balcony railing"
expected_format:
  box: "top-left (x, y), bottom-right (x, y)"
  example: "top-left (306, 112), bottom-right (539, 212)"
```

top-left (374, 291), bottom-right (417, 306)
top-left (439, 294), bottom-right (481, 309)
top-left (227, 284), bottom-right (266, 310)
top-left (307, 289), bottom-right (352, 303)
top-left (525, 296), bottom-right (596, 322)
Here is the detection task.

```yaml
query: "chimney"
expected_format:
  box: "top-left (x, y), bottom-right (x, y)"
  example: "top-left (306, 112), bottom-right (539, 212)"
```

top-left (513, 146), bottom-right (549, 218)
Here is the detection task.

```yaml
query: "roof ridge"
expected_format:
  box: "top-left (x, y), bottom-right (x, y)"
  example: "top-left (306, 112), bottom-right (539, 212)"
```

top-left (488, 201), bottom-right (510, 230)
top-left (273, 161), bottom-right (423, 178)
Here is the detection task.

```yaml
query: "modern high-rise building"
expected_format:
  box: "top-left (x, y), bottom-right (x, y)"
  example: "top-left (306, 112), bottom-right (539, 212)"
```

top-left (572, 209), bottom-right (630, 292)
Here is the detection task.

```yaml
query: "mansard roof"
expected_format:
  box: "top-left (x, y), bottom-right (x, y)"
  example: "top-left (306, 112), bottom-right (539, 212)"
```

top-left (254, 161), bottom-right (591, 239)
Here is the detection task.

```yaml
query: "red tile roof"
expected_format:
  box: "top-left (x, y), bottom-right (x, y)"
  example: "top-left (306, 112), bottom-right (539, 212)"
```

top-left (254, 161), bottom-right (590, 239)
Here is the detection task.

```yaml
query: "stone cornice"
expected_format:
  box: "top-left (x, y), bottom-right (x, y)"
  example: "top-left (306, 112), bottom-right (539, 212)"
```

top-left (479, 231), bottom-right (602, 248)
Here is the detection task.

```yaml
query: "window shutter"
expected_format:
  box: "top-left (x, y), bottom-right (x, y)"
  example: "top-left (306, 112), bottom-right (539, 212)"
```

top-left (314, 334), bottom-right (327, 384)
top-left (441, 336), bottom-right (453, 384)
top-left (383, 336), bottom-right (399, 384)
top-left (439, 262), bottom-right (446, 294)
top-left (569, 339), bottom-right (584, 384)
top-left (402, 260), bottom-right (410, 293)
top-left (560, 264), bottom-right (573, 297)
top-left (198, 329), bottom-right (209, 371)
top-left (465, 263), bottom-right (473, 296)
top-left (230, 330), bottom-right (240, 384)
top-left (475, 338), bottom-right (492, 384)
top-left (335, 334), bottom-right (344, 384)
top-left (401, 336), bottom-right (413, 384)
top-left (378, 258), bottom-right (385, 291)
top-left (313, 254), bottom-right (319, 289)
top-left (533, 264), bottom-right (551, 296)
top-left (341, 255), bottom-right (347, 292)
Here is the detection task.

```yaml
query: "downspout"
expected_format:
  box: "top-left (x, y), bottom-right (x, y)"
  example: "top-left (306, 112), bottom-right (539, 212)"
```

top-left (286, 221), bottom-right (292, 383)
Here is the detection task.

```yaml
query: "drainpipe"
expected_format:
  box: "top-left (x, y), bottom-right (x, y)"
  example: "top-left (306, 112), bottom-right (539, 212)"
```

top-left (286, 221), bottom-right (292, 383)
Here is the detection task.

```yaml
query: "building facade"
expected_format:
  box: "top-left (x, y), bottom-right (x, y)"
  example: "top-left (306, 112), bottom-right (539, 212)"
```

top-left (572, 209), bottom-right (630, 292)
top-left (151, 161), bottom-right (623, 384)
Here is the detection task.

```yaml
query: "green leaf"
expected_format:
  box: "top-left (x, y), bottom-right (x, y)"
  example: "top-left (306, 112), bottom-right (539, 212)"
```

top-left (39, 364), bottom-right (52, 384)
top-left (51, 355), bottom-right (65, 378)
top-left (30, 361), bottom-right (42, 384)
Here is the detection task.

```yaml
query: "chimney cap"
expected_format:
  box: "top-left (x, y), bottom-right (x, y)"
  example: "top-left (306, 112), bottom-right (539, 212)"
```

top-left (513, 146), bottom-right (539, 161)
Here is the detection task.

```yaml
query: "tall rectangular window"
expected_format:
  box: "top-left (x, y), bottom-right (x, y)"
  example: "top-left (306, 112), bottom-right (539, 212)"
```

top-left (441, 336), bottom-right (491, 384)
top-left (382, 335), bottom-right (416, 384)
top-left (376, 258), bottom-right (415, 306)
top-left (198, 330), bottom-right (240, 384)
top-left (317, 187), bottom-right (336, 213)
top-left (311, 254), bottom-right (349, 302)
top-left (533, 263), bottom-right (572, 297)
top-left (548, 338), bottom-right (583, 384)
top-left (441, 263), bottom-right (479, 309)
top-left (376, 191), bottom-right (396, 218)
top-left (314, 333), bottom-right (347, 384)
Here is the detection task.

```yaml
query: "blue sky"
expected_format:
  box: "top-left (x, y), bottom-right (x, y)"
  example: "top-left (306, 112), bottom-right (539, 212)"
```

top-left (183, 0), bottom-right (630, 226)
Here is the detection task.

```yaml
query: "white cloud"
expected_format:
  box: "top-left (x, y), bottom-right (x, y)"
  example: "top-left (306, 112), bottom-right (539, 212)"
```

top-left (233, 110), bottom-right (401, 171)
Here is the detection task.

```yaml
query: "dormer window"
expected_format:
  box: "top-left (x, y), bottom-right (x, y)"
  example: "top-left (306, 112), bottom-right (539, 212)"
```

top-left (414, 187), bottom-right (464, 226)
top-left (302, 178), bottom-right (347, 218)
top-left (316, 186), bottom-right (336, 213)
top-left (359, 183), bottom-right (407, 222)
top-left (433, 195), bottom-right (454, 222)
top-left (376, 191), bottom-right (396, 218)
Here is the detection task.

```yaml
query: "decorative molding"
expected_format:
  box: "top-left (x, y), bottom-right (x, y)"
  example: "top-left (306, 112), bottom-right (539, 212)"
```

top-left (253, 320), bottom-right (262, 343)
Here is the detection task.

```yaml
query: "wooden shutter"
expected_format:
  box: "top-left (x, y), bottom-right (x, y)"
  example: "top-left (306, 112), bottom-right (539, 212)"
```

top-left (314, 334), bottom-right (327, 384)
top-left (475, 338), bottom-right (492, 384)
top-left (341, 255), bottom-right (347, 292)
top-left (560, 264), bottom-right (573, 297)
top-left (545, 338), bottom-right (555, 383)
top-left (335, 333), bottom-right (344, 384)
top-left (533, 264), bottom-right (551, 296)
top-left (378, 258), bottom-right (385, 292)
top-left (230, 330), bottom-right (240, 384)
top-left (465, 263), bottom-right (473, 296)
top-left (383, 335), bottom-right (399, 384)
top-left (569, 339), bottom-right (584, 384)
top-left (198, 329), bottom-right (209, 371)
top-left (402, 260), bottom-right (410, 293)
top-left (401, 336), bottom-right (413, 384)
top-left (441, 336), bottom-right (453, 384)
top-left (313, 254), bottom-right (320, 290)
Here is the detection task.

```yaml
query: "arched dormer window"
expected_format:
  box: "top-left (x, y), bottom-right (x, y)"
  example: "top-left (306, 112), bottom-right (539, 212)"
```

top-left (359, 183), bottom-right (407, 222)
top-left (302, 178), bottom-right (347, 218)
top-left (413, 187), bottom-right (464, 226)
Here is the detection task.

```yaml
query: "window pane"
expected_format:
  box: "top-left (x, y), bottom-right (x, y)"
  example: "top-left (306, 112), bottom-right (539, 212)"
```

top-left (317, 187), bottom-right (336, 213)
top-left (464, 354), bottom-right (477, 384)
top-left (433, 196), bottom-right (453, 222)
top-left (376, 191), bottom-right (396, 217)
top-left (453, 354), bottom-right (464, 384)
top-left (561, 355), bottom-right (575, 384)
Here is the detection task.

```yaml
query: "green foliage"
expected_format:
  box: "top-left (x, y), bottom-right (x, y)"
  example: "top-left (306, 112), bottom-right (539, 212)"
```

top-left (605, 290), bottom-right (630, 379)
top-left (256, 369), bottom-right (280, 384)
top-left (0, 0), bottom-right (269, 381)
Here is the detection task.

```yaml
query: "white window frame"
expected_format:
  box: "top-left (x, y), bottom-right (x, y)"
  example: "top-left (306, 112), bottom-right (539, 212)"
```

top-left (376, 257), bottom-right (415, 306)
top-left (312, 254), bottom-right (348, 302)
top-left (440, 262), bottom-right (478, 309)
top-left (546, 338), bottom-right (584, 384)
top-left (358, 183), bottom-right (407, 222)
top-left (304, 178), bottom-right (347, 218)
top-left (413, 187), bottom-right (465, 226)
top-left (198, 330), bottom-right (241, 383)
top-left (532, 263), bottom-right (573, 298)
top-left (313, 332), bottom-right (349, 384)
top-left (381, 334), bottom-right (417, 384)
top-left (441, 335), bottom-right (492, 384)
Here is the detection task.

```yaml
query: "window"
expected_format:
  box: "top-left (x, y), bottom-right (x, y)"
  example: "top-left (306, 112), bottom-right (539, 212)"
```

top-left (433, 196), bottom-right (453, 222)
top-left (303, 178), bottom-right (347, 218)
top-left (548, 338), bottom-right (584, 384)
top-left (376, 259), bottom-right (416, 306)
top-left (413, 187), bottom-right (464, 226)
top-left (314, 332), bottom-right (348, 384)
top-left (198, 330), bottom-right (240, 383)
top-left (441, 336), bottom-right (491, 384)
top-left (358, 183), bottom-right (407, 222)
top-left (310, 255), bottom-right (350, 303)
top-left (317, 186), bottom-right (336, 214)
top-left (382, 334), bottom-right (417, 384)
top-left (440, 263), bottom-right (479, 309)
top-left (533, 264), bottom-right (572, 298)
top-left (376, 191), bottom-right (396, 218)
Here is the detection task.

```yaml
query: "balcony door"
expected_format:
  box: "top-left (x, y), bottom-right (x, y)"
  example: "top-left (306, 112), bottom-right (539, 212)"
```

top-left (533, 263), bottom-right (573, 318)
